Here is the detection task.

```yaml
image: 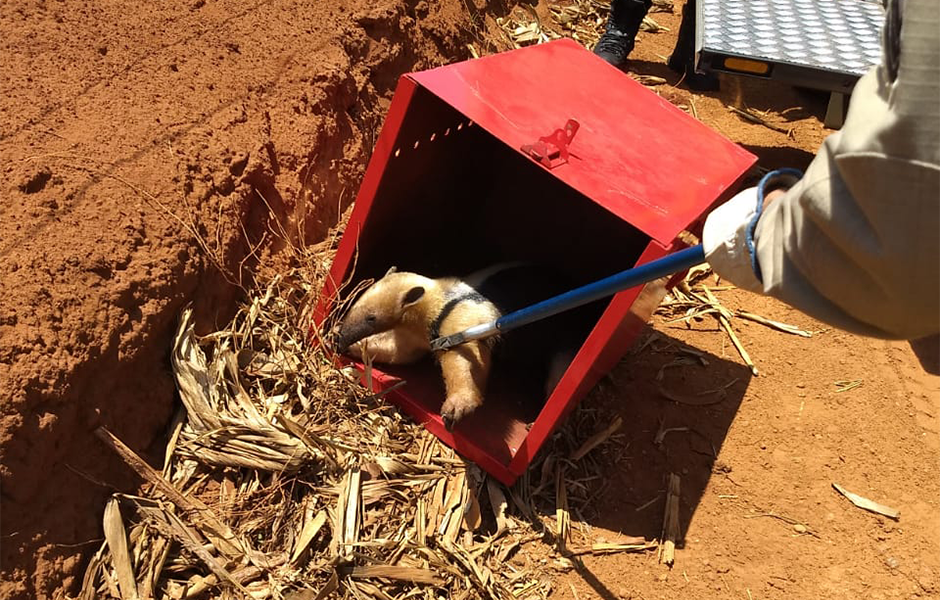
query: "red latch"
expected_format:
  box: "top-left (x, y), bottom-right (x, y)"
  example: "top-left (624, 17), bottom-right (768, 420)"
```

top-left (521, 119), bottom-right (580, 169)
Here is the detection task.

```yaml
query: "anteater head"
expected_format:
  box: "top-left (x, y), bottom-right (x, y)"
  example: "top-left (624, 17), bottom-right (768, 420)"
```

top-left (333, 267), bottom-right (429, 354)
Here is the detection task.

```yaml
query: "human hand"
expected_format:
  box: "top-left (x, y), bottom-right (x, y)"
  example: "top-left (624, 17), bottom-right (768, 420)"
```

top-left (762, 187), bottom-right (787, 209)
top-left (702, 168), bottom-right (802, 291)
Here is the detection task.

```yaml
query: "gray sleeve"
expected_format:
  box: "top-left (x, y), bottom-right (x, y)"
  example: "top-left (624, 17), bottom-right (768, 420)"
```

top-left (751, 0), bottom-right (940, 340)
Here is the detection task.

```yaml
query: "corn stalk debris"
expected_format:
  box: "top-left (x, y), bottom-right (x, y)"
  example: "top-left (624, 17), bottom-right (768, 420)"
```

top-left (81, 252), bottom-right (653, 600)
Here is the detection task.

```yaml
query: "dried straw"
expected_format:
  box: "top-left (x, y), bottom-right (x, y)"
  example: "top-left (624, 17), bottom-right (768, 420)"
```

top-left (494, 0), bottom-right (673, 56)
top-left (657, 267), bottom-right (813, 376)
top-left (81, 229), bottom-right (648, 599)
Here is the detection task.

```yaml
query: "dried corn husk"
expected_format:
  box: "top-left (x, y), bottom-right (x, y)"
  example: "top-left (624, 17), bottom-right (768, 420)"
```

top-left (81, 206), bottom-right (648, 599)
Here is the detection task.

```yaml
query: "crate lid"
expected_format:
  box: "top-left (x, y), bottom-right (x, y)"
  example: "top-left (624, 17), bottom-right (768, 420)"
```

top-left (408, 39), bottom-right (756, 246)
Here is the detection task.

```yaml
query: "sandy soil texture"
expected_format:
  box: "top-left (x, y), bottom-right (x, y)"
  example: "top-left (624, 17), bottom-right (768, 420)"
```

top-left (1, 1), bottom-right (936, 599)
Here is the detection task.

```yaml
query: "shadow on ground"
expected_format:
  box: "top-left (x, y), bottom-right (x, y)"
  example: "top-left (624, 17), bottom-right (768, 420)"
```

top-left (516, 326), bottom-right (753, 599)
top-left (743, 144), bottom-right (817, 172)
top-left (626, 56), bottom-right (832, 125)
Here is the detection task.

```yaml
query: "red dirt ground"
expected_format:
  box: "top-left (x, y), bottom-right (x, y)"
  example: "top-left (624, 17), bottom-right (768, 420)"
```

top-left (1, 1), bottom-right (482, 597)
top-left (1, 1), bottom-right (937, 599)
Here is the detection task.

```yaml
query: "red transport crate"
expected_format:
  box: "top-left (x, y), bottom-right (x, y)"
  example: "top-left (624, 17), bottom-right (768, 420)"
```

top-left (313, 39), bottom-right (756, 485)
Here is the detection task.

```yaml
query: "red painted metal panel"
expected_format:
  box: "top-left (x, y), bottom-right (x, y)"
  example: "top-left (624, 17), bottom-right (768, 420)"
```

top-left (508, 240), bottom-right (672, 476)
top-left (409, 38), bottom-right (755, 246)
top-left (355, 368), bottom-right (520, 485)
top-left (312, 41), bottom-right (757, 486)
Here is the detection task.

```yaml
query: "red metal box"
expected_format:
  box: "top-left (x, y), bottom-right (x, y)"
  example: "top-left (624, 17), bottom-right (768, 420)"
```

top-left (315, 39), bottom-right (755, 485)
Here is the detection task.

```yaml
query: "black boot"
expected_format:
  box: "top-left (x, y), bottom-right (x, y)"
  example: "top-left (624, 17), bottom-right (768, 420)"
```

top-left (594, 0), bottom-right (653, 67)
top-left (667, 0), bottom-right (720, 91)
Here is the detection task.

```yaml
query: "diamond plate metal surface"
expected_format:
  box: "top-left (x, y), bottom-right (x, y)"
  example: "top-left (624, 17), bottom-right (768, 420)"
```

top-left (700, 0), bottom-right (884, 76)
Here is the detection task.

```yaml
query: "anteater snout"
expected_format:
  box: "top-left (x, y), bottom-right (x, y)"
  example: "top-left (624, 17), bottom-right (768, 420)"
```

top-left (332, 319), bottom-right (374, 355)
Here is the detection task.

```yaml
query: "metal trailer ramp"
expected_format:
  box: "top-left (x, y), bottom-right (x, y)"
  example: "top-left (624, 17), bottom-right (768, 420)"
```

top-left (696, 0), bottom-right (885, 127)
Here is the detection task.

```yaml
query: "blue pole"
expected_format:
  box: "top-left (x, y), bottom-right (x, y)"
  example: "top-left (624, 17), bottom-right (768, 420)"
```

top-left (429, 245), bottom-right (706, 351)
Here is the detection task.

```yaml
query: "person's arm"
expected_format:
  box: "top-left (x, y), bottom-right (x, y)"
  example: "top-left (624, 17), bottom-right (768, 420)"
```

top-left (703, 0), bottom-right (939, 340)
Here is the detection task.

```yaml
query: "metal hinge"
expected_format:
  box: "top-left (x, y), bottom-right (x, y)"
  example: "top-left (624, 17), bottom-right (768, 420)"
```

top-left (521, 119), bottom-right (580, 169)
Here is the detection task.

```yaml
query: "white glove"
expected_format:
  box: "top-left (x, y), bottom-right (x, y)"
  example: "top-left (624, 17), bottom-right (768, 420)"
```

top-left (702, 169), bottom-right (802, 292)
top-left (702, 185), bottom-right (764, 292)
